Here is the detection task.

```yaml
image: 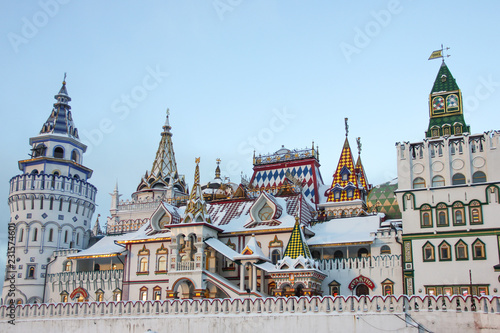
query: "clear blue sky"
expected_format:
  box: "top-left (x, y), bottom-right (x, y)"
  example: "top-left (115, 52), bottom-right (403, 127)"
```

top-left (1, 1), bottom-right (500, 282)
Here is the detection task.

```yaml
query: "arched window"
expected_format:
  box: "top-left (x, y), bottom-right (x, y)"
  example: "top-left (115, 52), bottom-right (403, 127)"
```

top-left (432, 175), bottom-right (445, 187)
top-left (96, 290), bottom-right (104, 302)
top-left (380, 245), bottom-right (391, 255)
top-left (469, 201), bottom-right (483, 224)
top-left (452, 173), bottom-right (466, 185)
top-left (71, 150), bottom-right (79, 163)
top-left (113, 289), bottom-right (122, 301)
top-left (32, 228), bottom-right (38, 241)
top-left (420, 205), bottom-right (432, 227)
top-left (334, 250), bottom-right (343, 259)
top-left (48, 228), bottom-right (54, 242)
top-left (271, 249), bottom-right (281, 264)
top-left (140, 257), bottom-right (149, 272)
top-left (64, 261), bottom-right (72, 272)
top-left (357, 248), bottom-right (369, 258)
top-left (157, 256), bottom-right (166, 271)
top-left (18, 228), bottom-right (24, 242)
top-left (413, 177), bottom-right (426, 189)
top-left (53, 147), bottom-right (64, 159)
top-left (153, 286), bottom-right (161, 300)
top-left (453, 202), bottom-right (465, 225)
top-left (436, 203), bottom-right (448, 227)
top-left (472, 171), bottom-right (486, 183)
top-left (28, 266), bottom-right (35, 278)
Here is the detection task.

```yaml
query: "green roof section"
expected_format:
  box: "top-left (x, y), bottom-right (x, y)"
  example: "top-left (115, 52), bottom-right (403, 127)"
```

top-left (283, 220), bottom-right (312, 259)
top-left (367, 179), bottom-right (401, 219)
top-left (431, 61), bottom-right (460, 93)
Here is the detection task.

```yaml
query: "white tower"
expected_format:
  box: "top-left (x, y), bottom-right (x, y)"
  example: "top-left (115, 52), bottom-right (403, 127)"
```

top-left (2, 77), bottom-right (97, 304)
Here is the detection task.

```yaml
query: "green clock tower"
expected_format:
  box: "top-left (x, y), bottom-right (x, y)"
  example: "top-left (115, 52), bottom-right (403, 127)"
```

top-left (426, 61), bottom-right (470, 138)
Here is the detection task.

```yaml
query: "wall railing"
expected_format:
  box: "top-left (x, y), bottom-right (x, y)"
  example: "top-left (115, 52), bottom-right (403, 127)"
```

top-left (1, 295), bottom-right (499, 320)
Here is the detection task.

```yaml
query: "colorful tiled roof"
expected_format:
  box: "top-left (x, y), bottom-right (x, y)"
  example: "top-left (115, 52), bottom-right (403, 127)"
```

top-left (431, 61), bottom-right (459, 93)
top-left (366, 179), bottom-right (401, 219)
top-left (326, 138), bottom-right (361, 202)
top-left (184, 159), bottom-right (211, 223)
top-left (282, 219), bottom-right (312, 259)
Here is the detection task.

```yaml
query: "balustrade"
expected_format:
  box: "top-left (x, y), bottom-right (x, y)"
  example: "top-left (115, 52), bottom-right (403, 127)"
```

top-left (2, 295), bottom-right (499, 320)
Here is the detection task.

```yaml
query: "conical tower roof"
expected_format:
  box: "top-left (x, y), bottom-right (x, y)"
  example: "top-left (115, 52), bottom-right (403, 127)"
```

top-left (39, 75), bottom-right (79, 139)
top-left (431, 61), bottom-right (459, 93)
top-left (283, 218), bottom-right (311, 259)
top-left (136, 110), bottom-right (187, 193)
top-left (326, 137), bottom-right (361, 202)
top-left (150, 109), bottom-right (178, 181)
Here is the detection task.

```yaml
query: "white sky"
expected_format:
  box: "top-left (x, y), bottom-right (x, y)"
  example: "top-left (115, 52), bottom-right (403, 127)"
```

top-left (1, 1), bottom-right (500, 281)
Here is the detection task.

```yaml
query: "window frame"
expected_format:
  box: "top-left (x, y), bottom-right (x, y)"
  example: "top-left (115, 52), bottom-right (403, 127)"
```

top-left (469, 201), bottom-right (483, 225)
top-left (472, 239), bottom-right (486, 260)
top-left (452, 202), bottom-right (466, 226)
top-left (420, 205), bottom-right (433, 228)
top-left (413, 177), bottom-right (426, 189)
top-left (422, 242), bottom-right (435, 262)
top-left (455, 240), bottom-right (468, 261)
top-left (436, 203), bottom-right (449, 227)
top-left (438, 241), bottom-right (452, 261)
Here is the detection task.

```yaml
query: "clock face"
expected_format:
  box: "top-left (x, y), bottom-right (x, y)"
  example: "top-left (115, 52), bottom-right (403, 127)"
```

top-left (433, 96), bottom-right (444, 111)
top-left (447, 94), bottom-right (459, 108)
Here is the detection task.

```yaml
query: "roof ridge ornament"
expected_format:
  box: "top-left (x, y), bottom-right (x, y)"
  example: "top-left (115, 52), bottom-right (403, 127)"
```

top-left (345, 117), bottom-right (349, 137)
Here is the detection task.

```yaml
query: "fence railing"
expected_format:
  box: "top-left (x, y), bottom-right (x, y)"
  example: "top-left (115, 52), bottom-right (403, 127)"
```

top-left (1, 295), bottom-right (499, 320)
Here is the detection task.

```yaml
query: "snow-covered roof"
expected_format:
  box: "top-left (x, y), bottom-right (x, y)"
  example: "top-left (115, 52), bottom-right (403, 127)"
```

top-left (204, 237), bottom-right (240, 261)
top-left (234, 235), bottom-right (270, 261)
top-left (67, 234), bottom-right (130, 259)
top-left (307, 214), bottom-right (382, 246)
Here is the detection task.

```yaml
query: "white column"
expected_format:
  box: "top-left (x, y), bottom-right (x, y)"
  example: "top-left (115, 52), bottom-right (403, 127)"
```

top-left (240, 263), bottom-right (245, 291)
top-left (260, 269), bottom-right (265, 293)
top-left (252, 264), bottom-right (257, 292)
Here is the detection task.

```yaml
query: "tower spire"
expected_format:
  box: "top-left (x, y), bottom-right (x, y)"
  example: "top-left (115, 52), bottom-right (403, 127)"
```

top-left (137, 109), bottom-right (187, 193)
top-left (39, 75), bottom-right (79, 139)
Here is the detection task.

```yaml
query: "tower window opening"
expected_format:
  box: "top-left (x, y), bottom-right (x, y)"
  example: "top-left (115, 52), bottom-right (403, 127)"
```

top-left (53, 147), bottom-right (64, 159)
top-left (19, 228), bottom-right (24, 242)
top-left (33, 228), bottom-right (38, 242)
top-left (48, 228), bottom-right (54, 242)
top-left (64, 230), bottom-right (68, 243)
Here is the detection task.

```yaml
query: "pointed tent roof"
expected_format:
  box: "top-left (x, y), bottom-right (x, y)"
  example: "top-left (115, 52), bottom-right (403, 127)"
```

top-left (355, 155), bottom-right (369, 190)
top-left (431, 61), bottom-right (459, 93)
top-left (184, 158), bottom-right (212, 224)
top-left (326, 137), bottom-right (361, 202)
top-left (150, 110), bottom-right (178, 179)
top-left (137, 110), bottom-right (187, 192)
top-left (426, 61), bottom-right (470, 138)
top-left (39, 75), bottom-right (79, 139)
top-left (92, 214), bottom-right (103, 236)
top-left (282, 218), bottom-right (312, 260)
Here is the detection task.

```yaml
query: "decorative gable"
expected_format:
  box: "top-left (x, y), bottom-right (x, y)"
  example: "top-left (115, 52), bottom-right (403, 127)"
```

top-left (247, 192), bottom-right (283, 227)
top-left (150, 202), bottom-right (180, 231)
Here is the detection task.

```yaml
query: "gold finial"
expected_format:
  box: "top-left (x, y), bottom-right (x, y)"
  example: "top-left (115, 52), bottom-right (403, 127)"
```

top-left (216, 158), bottom-right (221, 164)
top-left (344, 117), bottom-right (349, 137)
top-left (357, 137), bottom-right (362, 155)
top-left (195, 157), bottom-right (200, 164)
top-left (63, 72), bottom-right (67, 85)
